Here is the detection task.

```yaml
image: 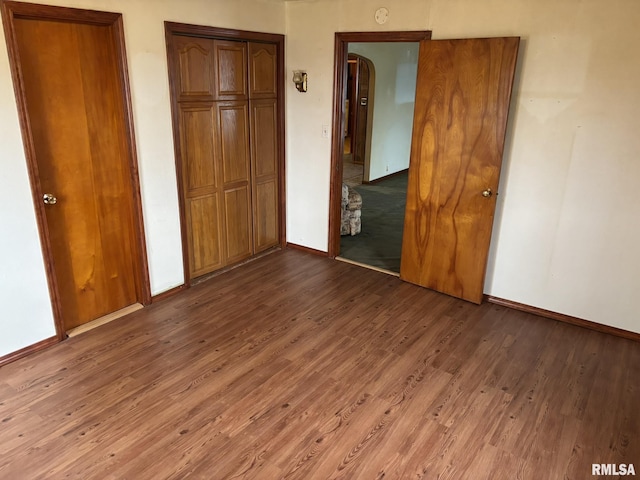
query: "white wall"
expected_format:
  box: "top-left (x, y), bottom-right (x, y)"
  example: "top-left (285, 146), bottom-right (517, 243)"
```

top-left (348, 42), bottom-right (418, 181)
top-left (285, 0), bottom-right (640, 334)
top-left (0, 0), bottom-right (285, 357)
top-left (0, 59), bottom-right (57, 352)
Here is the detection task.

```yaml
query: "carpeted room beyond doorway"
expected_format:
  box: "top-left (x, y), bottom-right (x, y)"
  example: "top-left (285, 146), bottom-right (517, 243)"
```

top-left (340, 170), bottom-right (408, 273)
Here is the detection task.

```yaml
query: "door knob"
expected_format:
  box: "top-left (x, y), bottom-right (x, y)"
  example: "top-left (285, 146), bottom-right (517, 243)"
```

top-left (43, 193), bottom-right (57, 205)
top-left (482, 188), bottom-right (492, 198)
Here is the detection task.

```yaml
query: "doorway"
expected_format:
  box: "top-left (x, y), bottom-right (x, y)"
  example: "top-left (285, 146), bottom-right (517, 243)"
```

top-left (164, 23), bottom-right (286, 284)
top-left (330, 32), bottom-right (519, 303)
top-left (330, 32), bottom-right (430, 275)
top-left (2, 2), bottom-right (150, 336)
top-left (339, 42), bottom-right (420, 274)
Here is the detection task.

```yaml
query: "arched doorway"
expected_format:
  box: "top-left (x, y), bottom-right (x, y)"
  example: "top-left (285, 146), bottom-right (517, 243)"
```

top-left (344, 53), bottom-right (375, 182)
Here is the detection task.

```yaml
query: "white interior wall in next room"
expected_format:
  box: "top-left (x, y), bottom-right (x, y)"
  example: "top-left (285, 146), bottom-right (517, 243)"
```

top-left (348, 42), bottom-right (418, 181)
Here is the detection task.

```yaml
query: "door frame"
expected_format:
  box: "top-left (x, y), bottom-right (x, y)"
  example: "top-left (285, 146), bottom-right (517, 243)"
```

top-left (328, 31), bottom-right (431, 258)
top-left (1, 1), bottom-right (152, 340)
top-left (164, 22), bottom-right (286, 286)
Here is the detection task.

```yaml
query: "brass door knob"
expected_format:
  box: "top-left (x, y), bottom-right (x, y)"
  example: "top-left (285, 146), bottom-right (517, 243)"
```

top-left (43, 193), bottom-right (57, 205)
top-left (482, 188), bottom-right (492, 198)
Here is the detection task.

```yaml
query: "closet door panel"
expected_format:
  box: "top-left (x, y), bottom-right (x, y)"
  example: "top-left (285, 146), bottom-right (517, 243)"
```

top-left (213, 40), bottom-right (247, 100)
top-left (168, 28), bottom-right (283, 281)
top-left (250, 98), bottom-right (279, 252)
top-left (248, 42), bottom-right (277, 99)
top-left (254, 181), bottom-right (278, 252)
top-left (181, 106), bottom-right (217, 192)
top-left (400, 37), bottom-right (519, 304)
top-left (179, 104), bottom-right (224, 276)
top-left (215, 101), bottom-right (252, 263)
top-left (223, 186), bottom-right (252, 264)
top-left (174, 36), bottom-right (215, 101)
top-left (217, 102), bottom-right (251, 185)
top-left (187, 195), bottom-right (224, 275)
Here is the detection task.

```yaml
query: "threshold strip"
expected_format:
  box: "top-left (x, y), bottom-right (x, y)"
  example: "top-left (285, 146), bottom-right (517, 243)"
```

top-left (335, 256), bottom-right (400, 277)
top-left (67, 303), bottom-right (144, 337)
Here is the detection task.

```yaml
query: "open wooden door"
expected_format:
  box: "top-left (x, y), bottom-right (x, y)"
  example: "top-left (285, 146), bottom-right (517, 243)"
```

top-left (400, 37), bottom-right (519, 304)
top-left (352, 55), bottom-right (371, 166)
top-left (3, 2), bottom-right (150, 333)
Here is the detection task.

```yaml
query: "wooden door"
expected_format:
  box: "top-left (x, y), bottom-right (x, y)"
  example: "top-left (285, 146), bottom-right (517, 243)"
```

top-left (216, 100), bottom-right (253, 264)
top-left (179, 103), bottom-right (225, 276)
top-left (400, 37), bottom-right (519, 304)
top-left (213, 40), bottom-right (247, 101)
top-left (11, 16), bottom-right (142, 329)
top-left (352, 57), bottom-right (370, 166)
top-left (167, 26), bottom-right (283, 281)
top-left (172, 35), bottom-right (254, 278)
top-left (249, 42), bottom-right (280, 253)
top-left (174, 36), bottom-right (222, 276)
top-left (248, 42), bottom-right (277, 98)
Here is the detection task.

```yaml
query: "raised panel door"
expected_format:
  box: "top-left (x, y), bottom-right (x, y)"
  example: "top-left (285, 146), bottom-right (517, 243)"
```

top-left (223, 186), bottom-right (252, 264)
top-left (250, 98), bottom-right (279, 252)
top-left (215, 101), bottom-right (252, 264)
top-left (254, 181), bottom-right (278, 252)
top-left (213, 40), bottom-right (247, 100)
top-left (248, 42), bottom-right (277, 99)
top-left (168, 28), bottom-right (282, 281)
top-left (188, 195), bottom-right (224, 275)
top-left (174, 36), bottom-right (215, 101)
top-left (181, 105), bottom-right (217, 192)
top-left (179, 105), bottom-right (225, 277)
top-left (217, 102), bottom-right (251, 185)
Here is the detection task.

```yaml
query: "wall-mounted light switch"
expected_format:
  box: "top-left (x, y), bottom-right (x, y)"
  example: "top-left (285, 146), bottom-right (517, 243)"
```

top-left (322, 125), bottom-right (329, 138)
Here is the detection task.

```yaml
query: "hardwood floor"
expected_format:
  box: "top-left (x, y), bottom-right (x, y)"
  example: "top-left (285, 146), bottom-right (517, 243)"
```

top-left (1, 249), bottom-right (638, 479)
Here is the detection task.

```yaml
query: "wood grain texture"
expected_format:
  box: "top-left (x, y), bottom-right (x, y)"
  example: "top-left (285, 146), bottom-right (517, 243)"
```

top-left (251, 98), bottom-right (279, 253)
top-left (214, 40), bottom-right (248, 100)
top-left (218, 101), bottom-right (253, 265)
top-left (401, 37), bottom-right (519, 304)
top-left (175, 36), bottom-right (215, 100)
top-left (12, 16), bottom-right (139, 329)
top-left (2, 1), bottom-right (150, 336)
top-left (0, 249), bottom-right (637, 479)
top-left (248, 42), bottom-right (277, 99)
top-left (179, 104), bottom-right (224, 277)
top-left (165, 24), bottom-right (285, 283)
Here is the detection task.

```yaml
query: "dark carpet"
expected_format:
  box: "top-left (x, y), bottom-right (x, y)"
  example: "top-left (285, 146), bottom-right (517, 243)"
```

top-left (340, 170), bottom-right (408, 273)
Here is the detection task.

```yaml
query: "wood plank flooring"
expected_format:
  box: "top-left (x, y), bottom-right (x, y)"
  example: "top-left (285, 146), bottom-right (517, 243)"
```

top-left (1, 249), bottom-right (638, 479)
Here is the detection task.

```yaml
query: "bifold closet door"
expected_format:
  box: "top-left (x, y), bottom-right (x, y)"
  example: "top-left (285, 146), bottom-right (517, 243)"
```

top-left (216, 100), bottom-right (253, 265)
top-left (250, 98), bottom-right (278, 253)
top-left (248, 42), bottom-right (279, 253)
top-left (179, 104), bottom-right (225, 277)
top-left (171, 33), bottom-right (280, 279)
